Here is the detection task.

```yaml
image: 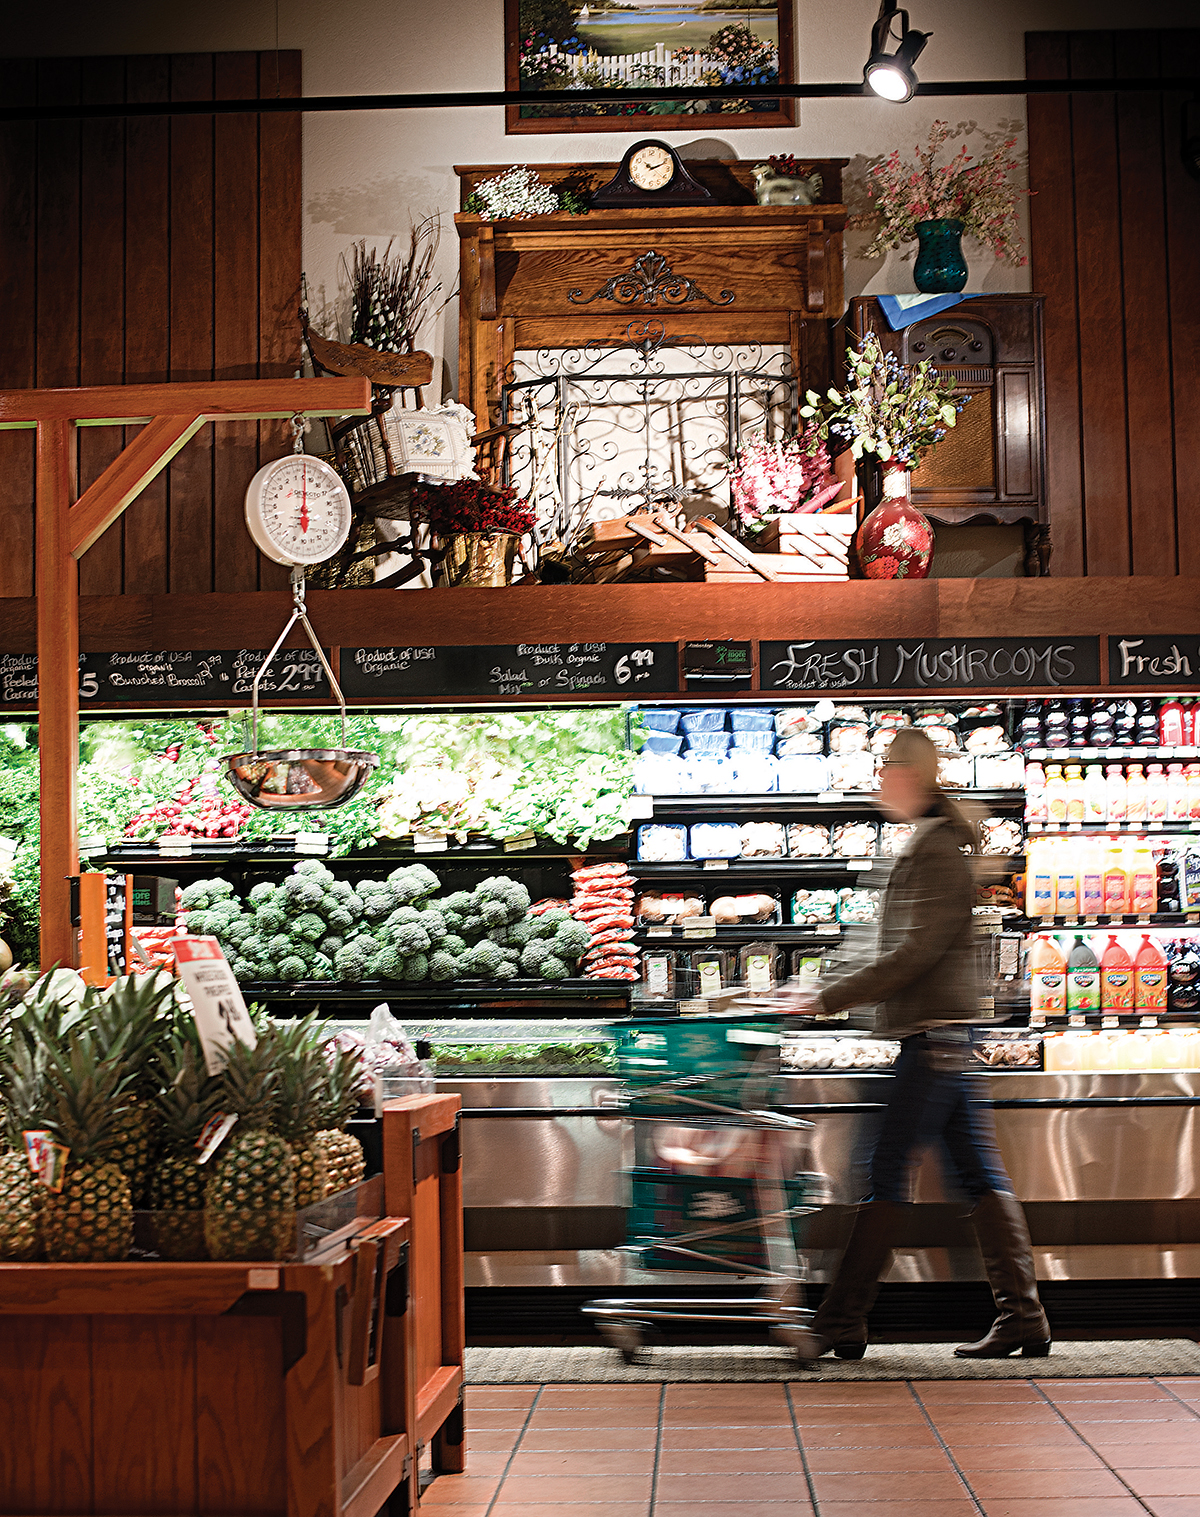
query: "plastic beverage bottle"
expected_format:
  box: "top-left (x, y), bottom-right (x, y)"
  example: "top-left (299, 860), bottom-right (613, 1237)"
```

top-left (1129, 842), bottom-right (1158, 915)
top-left (1187, 763), bottom-right (1200, 820)
top-left (1044, 764), bottom-right (1068, 825)
top-left (1044, 700), bottom-right (1070, 749)
top-left (1079, 840), bottom-right (1105, 917)
top-left (1125, 764), bottom-right (1148, 823)
top-left (1182, 700), bottom-right (1196, 746)
top-left (1083, 763), bottom-right (1107, 822)
top-left (1113, 700), bottom-right (1137, 746)
top-left (1100, 934), bottom-right (1134, 1011)
top-left (1102, 842), bottom-right (1131, 916)
top-left (1067, 934), bottom-right (1100, 1011)
top-left (1160, 696), bottom-right (1185, 747)
top-left (1024, 761), bottom-right (1048, 823)
top-left (1028, 933), bottom-right (1067, 1014)
top-left (1146, 763), bottom-right (1168, 822)
top-left (1055, 839), bottom-right (1081, 917)
top-left (1134, 934), bottom-right (1168, 1011)
top-left (1136, 698), bottom-right (1160, 745)
top-left (1069, 700), bottom-right (1090, 747)
top-left (1105, 764), bottom-right (1127, 824)
top-left (1026, 838), bottom-right (1057, 918)
top-left (1167, 762), bottom-right (1188, 820)
top-left (1064, 763), bottom-right (1086, 822)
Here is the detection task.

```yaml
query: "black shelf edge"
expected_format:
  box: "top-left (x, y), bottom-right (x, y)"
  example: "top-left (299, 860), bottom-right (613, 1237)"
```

top-left (1026, 824), bottom-right (1200, 837)
top-left (635, 925), bottom-right (844, 943)
top-left (639, 790), bottom-right (1026, 814)
top-left (238, 977), bottom-right (632, 1004)
top-left (633, 856), bottom-right (1022, 878)
top-left (1012, 913), bottom-right (1200, 930)
top-left (93, 841), bottom-right (629, 869)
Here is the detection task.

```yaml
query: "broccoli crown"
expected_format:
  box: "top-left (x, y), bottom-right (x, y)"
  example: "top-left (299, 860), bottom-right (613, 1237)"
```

top-left (210, 878), bottom-right (236, 899)
top-left (506, 918), bottom-right (538, 948)
top-left (418, 909), bottom-right (447, 946)
top-left (540, 955), bottom-right (570, 981)
top-left (493, 959), bottom-right (517, 980)
top-left (318, 934), bottom-right (345, 960)
top-left (334, 941), bottom-right (371, 981)
top-left (553, 919), bottom-right (592, 961)
top-left (473, 875), bottom-right (532, 924)
top-left (497, 945), bottom-right (520, 965)
top-left (185, 909), bottom-right (211, 936)
top-left (180, 881), bottom-right (215, 911)
top-left (441, 891), bottom-right (472, 914)
top-left (533, 908), bottom-right (572, 939)
top-left (459, 913), bottom-right (486, 942)
top-left (370, 946), bottom-right (405, 980)
top-left (317, 891), bottom-right (344, 920)
top-left (402, 952), bottom-right (430, 982)
top-left (388, 922), bottom-right (431, 958)
top-left (440, 909), bottom-right (465, 935)
top-left (429, 950), bottom-right (460, 982)
top-left (284, 877), bottom-right (325, 911)
top-left (277, 955), bottom-right (308, 982)
top-left (208, 898), bottom-right (243, 921)
top-left (248, 880), bottom-right (276, 907)
top-left (441, 933), bottom-right (467, 958)
top-left (464, 942), bottom-right (503, 978)
top-left (387, 864), bottom-right (439, 905)
top-left (325, 905), bottom-right (354, 933)
top-left (231, 956), bottom-right (257, 981)
top-left (294, 859), bottom-right (333, 882)
top-left (290, 939), bottom-right (317, 968)
top-left (520, 939), bottom-right (552, 975)
top-left (255, 903), bottom-right (286, 936)
top-left (291, 911), bottom-right (326, 943)
top-left (386, 905), bottom-right (423, 928)
top-left (360, 888), bottom-right (396, 922)
top-left (479, 899), bottom-right (510, 930)
top-left (267, 932), bottom-right (292, 961)
top-left (224, 916), bottom-right (255, 946)
top-left (328, 878), bottom-right (355, 903)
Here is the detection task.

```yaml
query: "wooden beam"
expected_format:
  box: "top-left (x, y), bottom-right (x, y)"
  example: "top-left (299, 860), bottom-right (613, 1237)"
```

top-left (69, 412), bottom-right (205, 557)
top-left (0, 375), bottom-right (372, 428)
top-left (35, 417), bottom-right (80, 971)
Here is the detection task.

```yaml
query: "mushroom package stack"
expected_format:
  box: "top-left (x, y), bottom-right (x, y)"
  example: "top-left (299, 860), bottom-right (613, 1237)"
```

top-left (570, 863), bottom-right (639, 980)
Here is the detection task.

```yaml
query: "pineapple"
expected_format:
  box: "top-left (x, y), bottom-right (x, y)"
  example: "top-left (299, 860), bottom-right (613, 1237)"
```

top-left (204, 1032), bottom-right (296, 1261)
top-left (88, 974), bottom-right (177, 1207)
top-left (37, 1019), bottom-right (136, 1263)
top-left (272, 1017), bottom-right (330, 1209)
top-left (0, 1034), bottom-right (47, 1261)
top-left (149, 1034), bottom-right (222, 1260)
top-left (317, 1041), bottom-right (367, 1196)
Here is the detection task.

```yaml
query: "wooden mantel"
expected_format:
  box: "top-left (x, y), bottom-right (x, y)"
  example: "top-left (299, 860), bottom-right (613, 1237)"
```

top-left (454, 160), bottom-right (847, 427)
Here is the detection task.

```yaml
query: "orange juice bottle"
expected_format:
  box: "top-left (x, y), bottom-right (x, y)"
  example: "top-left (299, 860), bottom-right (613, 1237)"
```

top-left (1105, 764), bottom-right (1127, 823)
top-left (1028, 933), bottom-right (1067, 1015)
top-left (1079, 840), bottom-right (1105, 918)
top-left (1134, 934), bottom-right (1168, 1011)
top-left (1044, 764), bottom-right (1068, 825)
top-left (1102, 842), bottom-right (1130, 916)
top-left (1129, 842), bottom-right (1158, 915)
top-left (1100, 934), bottom-right (1134, 1011)
top-left (1064, 763), bottom-right (1086, 822)
top-left (1026, 838), bottom-right (1057, 918)
top-left (1055, 838), bottom-right (1080, 917)
top-left (1125, 764), bottom-right (1147, 823)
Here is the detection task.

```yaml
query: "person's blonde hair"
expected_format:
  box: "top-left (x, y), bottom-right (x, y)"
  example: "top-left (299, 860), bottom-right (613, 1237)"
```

top-left (884, 727), bottom-right (978, 849)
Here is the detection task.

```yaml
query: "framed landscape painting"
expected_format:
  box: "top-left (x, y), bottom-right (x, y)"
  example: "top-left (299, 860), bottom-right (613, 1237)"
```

top-left (505, 0), bottom-right (796, 134)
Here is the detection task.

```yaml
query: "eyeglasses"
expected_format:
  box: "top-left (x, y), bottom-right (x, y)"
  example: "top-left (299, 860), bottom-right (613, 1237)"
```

top-left (879, 760), bottom-right (911, 768)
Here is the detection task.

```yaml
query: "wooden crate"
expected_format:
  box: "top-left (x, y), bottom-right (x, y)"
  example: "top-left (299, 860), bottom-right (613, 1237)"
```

top-left (753, 513), bottom-right (855, 577)
top-left (0, 1232), bottom-right (416, 1517)
top-left (382, 1095), bottom-right (465, 1476)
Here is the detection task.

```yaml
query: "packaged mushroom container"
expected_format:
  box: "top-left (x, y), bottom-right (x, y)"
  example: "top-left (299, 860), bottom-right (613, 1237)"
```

top-left (964, 724), bottom-right (1009, 755)
top-left (740, 821), bottom-right (787, 858)
top-left (936, 752), bottom-right (975, 790)
top-left (738, 941), bottom-right (787, 989)
top-left (781, 1036), bottom-right (901, 1072)
top-left (978, 817), bottom-right (1024, 856)
top-left (828, 752), bottom-right (877, 793)
top-left (879, 822), bottom-right (917, 856)
top-left (635, 891), bottom-right (705, 927)
top-left (776, 731), bottom-right (824, 757)
top-left (688, 822), bottom-right (741, 859)
top-left (831, 820), bottom-right (879, 858)
top-left (786, 823), bottom-right (833, 858)
top-left (709, 891), bottom-right (782, 926)
top-left (972, 1033), bottom-right (1043, 1069)
top-left (790, 888), bottom-right (838, 924)
top-left (973, 751), bottom-right (1026, 789)
top-left (837, 887), bottom-right (881, 925)
top-left (828, 719), bottom-right (870, 754)
top-left (776, 754), bottom-right (829, 793)
top-left (636, 823), bottom-right (689, 862)
top-left (775, 706), bottom-right (824, 739)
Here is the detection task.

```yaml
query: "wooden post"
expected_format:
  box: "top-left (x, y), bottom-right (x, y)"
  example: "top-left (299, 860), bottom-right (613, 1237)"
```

top-left (36, 418), bottom-right (80, 971)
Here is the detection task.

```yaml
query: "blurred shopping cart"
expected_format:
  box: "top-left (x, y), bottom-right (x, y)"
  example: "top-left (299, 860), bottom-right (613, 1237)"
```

top-left (582, 1012), bottom-right (827, 1365)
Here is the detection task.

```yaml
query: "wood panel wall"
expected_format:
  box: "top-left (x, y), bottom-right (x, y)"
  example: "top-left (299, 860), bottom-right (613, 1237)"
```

top-left (0, 51), bottom-right (303, 598)
top-left (1026, 29), bottom-right (1200, 577)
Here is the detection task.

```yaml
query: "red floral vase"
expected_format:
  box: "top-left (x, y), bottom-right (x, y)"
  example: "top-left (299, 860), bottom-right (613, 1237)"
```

top-left (855, 468), bottom-right (934, 580)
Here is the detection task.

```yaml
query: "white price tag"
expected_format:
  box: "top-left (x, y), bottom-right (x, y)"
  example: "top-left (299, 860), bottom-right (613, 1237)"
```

top-left (646, 926), bottom-right (674, 938)
top-left (1149, 821), bottom-right (1164, 831)
top-left (1029, 1013), bottom-right (1046, 1027)
top-left (158, 837), bottom-right (192, 858)
top-left (627, 795), bottom-right (655, 820)
top-left (1101, 1015), bottom-right (1119, 1029)
top-left (1067, 822), bottom-right (1082, 832)
top-left (503, 832), bottom-right (537, 853)
top-left (847, 858), bottom-right (872, 870)
top-left (703, 859), bottom-right (729, 871)
top-left (1137, 914), bottom-right (1152, 925)
top-left (1062, 916), bottom-right (1079, 928)
top-left (173, 937), bottom-right (257, 1077)
top-left (1084, 916), bottom-right (1099, 926)
top-left (1068, 1014), bottom-right (1087, 1028)
top-left (1139, 1015), bottom-right (1159, 1029)
top-left (294, 832), bottom-right (329, 856)
top-left (818, 791), bottom-right (845, 805)
top-left (1188, 913), bottom-right (1200, 926)
top-left (816, 923), bottom-right (841, 936)
top-left (677, 999), bottom-right (709, 1018)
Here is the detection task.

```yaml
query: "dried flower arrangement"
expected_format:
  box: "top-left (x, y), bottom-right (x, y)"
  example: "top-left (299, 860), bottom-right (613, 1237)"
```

top-left (801, 333), bottom-right (968, 470)
top-left (464, 166), bottom-right (586, 221)
top-left (411, 478), bottom-right (537, 538)
top-left (344, 217), bottom-right (445, 353)
top-left (862, 120), bottom-right (1029, 265)
top-left (726, 428), bottom-right (844, 533)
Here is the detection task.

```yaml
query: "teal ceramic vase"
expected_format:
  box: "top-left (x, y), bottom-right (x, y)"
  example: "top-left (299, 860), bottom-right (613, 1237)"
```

top-left (913, 218), bottom-right (968, 294)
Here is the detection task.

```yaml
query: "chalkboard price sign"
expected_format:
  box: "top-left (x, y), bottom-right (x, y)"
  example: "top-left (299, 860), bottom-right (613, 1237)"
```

top-left (760, 637), bottom-right (1101, 692)
top-left (340, 642), bottom-right (679, 699)
top-left (1108, 636), bottom-right (1200, 686)
top-left (0, 649), bottom-right (330, 708)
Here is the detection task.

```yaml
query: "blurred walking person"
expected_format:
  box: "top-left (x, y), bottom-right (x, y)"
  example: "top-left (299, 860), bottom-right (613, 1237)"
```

top-left (794, 728), bottom-right (1050, 1361)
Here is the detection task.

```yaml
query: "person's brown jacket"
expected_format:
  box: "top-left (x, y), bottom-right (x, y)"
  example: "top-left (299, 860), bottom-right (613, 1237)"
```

top-left (817, 807), bottom-right (979, 1037)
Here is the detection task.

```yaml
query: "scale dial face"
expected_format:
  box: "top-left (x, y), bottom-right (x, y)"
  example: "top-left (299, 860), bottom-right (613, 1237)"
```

top-left (244, 454), bottom-right (353, 567)
top-left (629, 143), bottom-right (676, 191)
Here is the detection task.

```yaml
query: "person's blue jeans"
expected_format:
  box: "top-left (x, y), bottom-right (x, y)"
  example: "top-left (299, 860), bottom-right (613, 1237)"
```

top-left (868, 1028), bottom-right (1013, 1204)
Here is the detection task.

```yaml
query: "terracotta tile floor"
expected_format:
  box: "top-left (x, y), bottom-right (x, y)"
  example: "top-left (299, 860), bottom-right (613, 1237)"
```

top-left (422, 1376), bottom-right (1200, 1516)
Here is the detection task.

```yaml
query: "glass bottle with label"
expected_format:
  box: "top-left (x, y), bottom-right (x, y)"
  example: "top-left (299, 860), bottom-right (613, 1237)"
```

top-left (1105, 764), bottom-right (1127, 824)
top-left (1166, 762), bottom-right (1189, 820)
top-left (1145, 763), bottom-right (1168, 822)
top-left (1083, 763), bottom-right (1107, 822)
top-left (1044, 764), bottom-right (1068, 825)
top-left (1160, 696), bottom-right (1185, 747)
top-left (1068, 699), bottom-right (1090, 747)
top-left (1113, 700), bottom-right (1138, 747)
top-left (1043, 700), bottom-right (1070, 749)
top-left (1125, 764), bottom-right (1148, 823)
top-left (1064, 763), bottom-right (1086, 823)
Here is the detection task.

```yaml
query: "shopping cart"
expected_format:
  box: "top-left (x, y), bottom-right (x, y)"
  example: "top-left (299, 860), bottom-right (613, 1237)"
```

top-left (582, 1012), bottom-right (827, 1365)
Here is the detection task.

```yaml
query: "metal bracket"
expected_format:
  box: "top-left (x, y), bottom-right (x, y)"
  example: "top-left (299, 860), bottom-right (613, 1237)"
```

top-left (440, 1115), bottom-right (461, 1175)
top-left (412, 1126), bottom-right (422, 1187)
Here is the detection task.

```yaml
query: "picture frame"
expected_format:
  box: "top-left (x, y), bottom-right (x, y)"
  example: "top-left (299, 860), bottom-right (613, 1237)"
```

top-left (505, 0), bottom-right (796, 136)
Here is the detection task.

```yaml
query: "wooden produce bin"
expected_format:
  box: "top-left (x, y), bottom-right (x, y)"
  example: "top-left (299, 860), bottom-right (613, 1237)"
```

top-left (0, 1227), bottom-right (416, 1517)
top-left (382, 1096), bottom-right (465, 1475)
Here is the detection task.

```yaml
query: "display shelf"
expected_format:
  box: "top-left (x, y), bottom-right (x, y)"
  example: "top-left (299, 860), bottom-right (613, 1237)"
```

top-left (92, 836), bottom-right (627, 869)
top-left (242, 978), bottom-right (631, 1008)
top-left (1014, 913), bottom-right (1200, 930)
top-left (634, 924), bottom-right (853, 945)
top-left (1023, 747), bottom-right (1200, 761)
top-left (633, 855), bottom-right (1022, 878)
top-left (636, 789), bottom-right (1025, 815)
top-left (1026, 821), bottom-right (1200, 836)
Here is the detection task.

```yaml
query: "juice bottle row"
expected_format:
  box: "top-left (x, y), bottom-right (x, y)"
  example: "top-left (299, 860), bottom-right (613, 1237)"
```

top-left (1027, 930), bottom-right (1200, 1015)
top-left (1025, 760), bottom-right (1200, 824)
top-left (1016, 696), bottom-right (1199, 751)
top-left (1024, 835), bottom-right (1200, 918)
top-left (1042, 1026), bottom-right (1200, 1072)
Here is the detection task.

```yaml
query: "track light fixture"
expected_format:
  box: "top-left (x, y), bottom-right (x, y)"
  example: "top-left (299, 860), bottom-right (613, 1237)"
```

top-left (864, 1), bottom-right (931, 103)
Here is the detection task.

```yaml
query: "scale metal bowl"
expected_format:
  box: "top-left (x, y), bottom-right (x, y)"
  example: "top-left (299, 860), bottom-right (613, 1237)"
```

top-left (224, 748), bottom-right (379, 810)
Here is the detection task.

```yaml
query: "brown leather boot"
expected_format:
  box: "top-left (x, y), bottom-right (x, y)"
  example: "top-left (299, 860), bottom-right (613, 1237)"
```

top-left (809, 1200), bottom-right (903, 1359)
top-left (955, 1190), bottom-right (1051, 1358)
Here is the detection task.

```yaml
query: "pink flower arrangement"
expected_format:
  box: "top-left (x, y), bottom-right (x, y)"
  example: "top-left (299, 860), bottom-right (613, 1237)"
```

top-left (727, 428), bottom-right (844, 533)
top-left (863, 120), bottom-right (1029, 265)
